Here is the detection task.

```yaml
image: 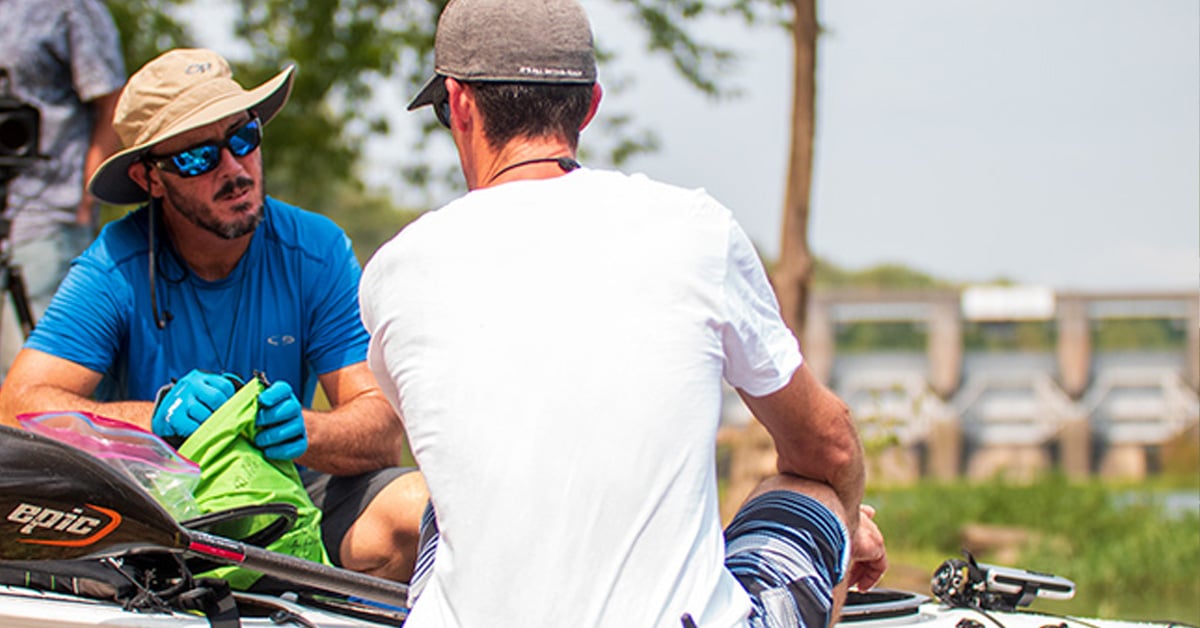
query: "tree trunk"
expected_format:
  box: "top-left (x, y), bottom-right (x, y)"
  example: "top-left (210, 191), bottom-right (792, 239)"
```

top-left (720, 0), bottom-right (820, 525)
top-left (773, 0), bottom-right (818, 341)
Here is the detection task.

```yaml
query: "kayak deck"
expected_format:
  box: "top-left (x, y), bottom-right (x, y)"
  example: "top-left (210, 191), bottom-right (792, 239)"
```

top-left (0, 584), bottom-right (402, 627)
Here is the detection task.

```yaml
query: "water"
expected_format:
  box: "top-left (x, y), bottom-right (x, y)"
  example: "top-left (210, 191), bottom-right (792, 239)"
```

top-left (1116, 489), bottom-right (1200, 519)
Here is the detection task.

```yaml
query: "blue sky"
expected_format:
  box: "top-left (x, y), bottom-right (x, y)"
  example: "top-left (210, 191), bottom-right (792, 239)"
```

top-left (591, 0), bottom-right (1199, 291)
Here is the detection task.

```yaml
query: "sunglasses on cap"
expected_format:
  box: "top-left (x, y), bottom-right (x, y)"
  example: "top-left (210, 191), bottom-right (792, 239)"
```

top-left (146, 115), bottom-right (263, 178)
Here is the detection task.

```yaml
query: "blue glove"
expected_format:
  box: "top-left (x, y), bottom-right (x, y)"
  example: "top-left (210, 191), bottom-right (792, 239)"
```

top-left (152, 369), bottom-right (238, 440)
top-left (255, 381), bottom-right (308, 461)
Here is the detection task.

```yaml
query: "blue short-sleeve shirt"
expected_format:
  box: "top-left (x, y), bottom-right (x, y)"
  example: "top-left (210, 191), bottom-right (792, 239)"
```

top-left (27, 197), bottom-right (369, 406)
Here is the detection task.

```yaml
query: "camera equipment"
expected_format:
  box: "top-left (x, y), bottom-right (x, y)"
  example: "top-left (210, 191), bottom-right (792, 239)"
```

top-left (931, 550), bottom-right (1075, 612)
top-left (1, 68), bottom-right (41, 175)
top-left (0, 67), bottom-right (42, 339)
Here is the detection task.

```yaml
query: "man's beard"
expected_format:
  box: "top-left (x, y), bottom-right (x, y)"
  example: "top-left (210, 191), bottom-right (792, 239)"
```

top-left (164, 175), bottom-right (264, 240)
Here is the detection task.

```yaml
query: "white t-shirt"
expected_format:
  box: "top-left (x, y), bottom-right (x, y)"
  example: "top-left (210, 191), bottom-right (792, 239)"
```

top-left (360, 168), bottom-right (802, 627)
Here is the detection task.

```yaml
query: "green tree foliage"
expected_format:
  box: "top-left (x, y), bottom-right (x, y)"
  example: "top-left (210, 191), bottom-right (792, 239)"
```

top-left (1093, 319), bottom-right (1186, 351)
top-left (836, 322), bottom-right (927, 353)
top-left (963, 321), bottom-right (1057, 352)
top-left (334, 184), bottom-right (425, 264)
top-left (813, 256), bottom-right (948, 290)
top-left (228, 0), bottom-right (440, 213)
top-left (107, 0), bottom-right (195, 70)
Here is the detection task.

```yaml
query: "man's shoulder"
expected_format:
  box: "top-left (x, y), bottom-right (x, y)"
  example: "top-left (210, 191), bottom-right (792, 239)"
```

top-left (574, 169), bottom-right (736, 232)
top-left (581, 168), bottom-right (729, 210)
top-left (83, 208), bottom-right (151, 271)
top-left (262, 196), bottom-right (349, 249)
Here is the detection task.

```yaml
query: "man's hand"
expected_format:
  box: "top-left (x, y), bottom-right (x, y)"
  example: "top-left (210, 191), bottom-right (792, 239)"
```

top-left (152, 370), bottom-right (237, 439)
top-left (847, 504), bottom-right (888, 591)
top-left (255, 381), bottom-right (308, 461)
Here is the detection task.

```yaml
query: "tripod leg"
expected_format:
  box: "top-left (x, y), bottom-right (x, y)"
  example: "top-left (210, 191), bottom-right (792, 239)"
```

top-left (5, 265), bottom-right (35, 338)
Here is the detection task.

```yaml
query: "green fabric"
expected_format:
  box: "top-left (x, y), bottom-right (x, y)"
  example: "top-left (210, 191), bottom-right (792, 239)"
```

top-left (178, 377), bottom-right (331, 590)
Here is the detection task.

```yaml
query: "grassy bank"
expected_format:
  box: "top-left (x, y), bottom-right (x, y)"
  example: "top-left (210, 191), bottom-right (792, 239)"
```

top-left (866, 477), bottom-right (1200, 624)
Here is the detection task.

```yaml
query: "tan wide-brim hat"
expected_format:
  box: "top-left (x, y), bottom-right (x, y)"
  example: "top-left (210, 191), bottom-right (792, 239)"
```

top-left (89, 48), bottom-right (295, 205)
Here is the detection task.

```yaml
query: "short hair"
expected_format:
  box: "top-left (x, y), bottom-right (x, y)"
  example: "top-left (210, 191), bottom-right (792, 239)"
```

top-left (469, 82), bottom-right (594, 150)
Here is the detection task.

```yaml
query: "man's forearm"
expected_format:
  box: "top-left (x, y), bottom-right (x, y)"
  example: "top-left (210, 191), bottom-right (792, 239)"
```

top-left (774, 412), bottom-right (866, 534)
top-left (741, 364), bottom-right (867, 533)
top-left (298, 393), bottom-right (406, 475)
top-left (820, 443), bottom-right (865, 534)
top-left (0, 383), bottom-right (155, 430)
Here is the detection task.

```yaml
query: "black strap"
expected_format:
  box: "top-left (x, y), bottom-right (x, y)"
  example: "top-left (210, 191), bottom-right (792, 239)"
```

top-left (180, 502), bottom-right (299, 577)
top-left (181, 502), bottom-right (299, 549)
top-left (176, 577), bottom-right (240, 628)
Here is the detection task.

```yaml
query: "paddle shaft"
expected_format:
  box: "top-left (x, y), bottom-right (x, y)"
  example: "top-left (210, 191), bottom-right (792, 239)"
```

top-left (187, 529), bottom-right (409, 608)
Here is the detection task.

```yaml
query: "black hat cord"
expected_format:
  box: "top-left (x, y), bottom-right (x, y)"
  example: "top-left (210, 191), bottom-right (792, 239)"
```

top-left (144, 164), bottom-right (175, 329)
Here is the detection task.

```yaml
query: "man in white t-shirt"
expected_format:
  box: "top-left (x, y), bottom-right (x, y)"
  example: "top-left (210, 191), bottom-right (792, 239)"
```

top-left (360, 0), bottom-right (887, 625)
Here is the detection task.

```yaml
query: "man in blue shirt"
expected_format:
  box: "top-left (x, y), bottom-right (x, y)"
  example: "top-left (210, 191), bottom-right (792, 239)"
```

top-left (0, 48), bottom-right (426, 584)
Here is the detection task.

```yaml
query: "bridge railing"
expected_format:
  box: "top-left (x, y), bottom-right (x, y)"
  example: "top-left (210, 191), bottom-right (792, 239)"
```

top-left (836, 370), bottom-right (951, 445)
top-left (1084, 368), bottom-right (1200, 445)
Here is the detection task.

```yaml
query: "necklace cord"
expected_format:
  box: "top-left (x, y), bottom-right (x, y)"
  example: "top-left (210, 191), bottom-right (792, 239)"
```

top-left (189, 269), bottom-right (246, 375)
top-left (486, 156), bottom-right (579, 185)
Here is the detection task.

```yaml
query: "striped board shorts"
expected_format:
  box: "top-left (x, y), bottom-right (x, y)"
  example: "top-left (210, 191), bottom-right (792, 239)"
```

top-left (723, 490), bottom-right (851, 628)
top-left (409, 490), bottom-right (849, 626)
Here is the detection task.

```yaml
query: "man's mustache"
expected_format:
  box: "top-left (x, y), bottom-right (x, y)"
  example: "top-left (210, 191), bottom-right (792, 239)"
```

top-left (213, 176), bottom-right (255, 202)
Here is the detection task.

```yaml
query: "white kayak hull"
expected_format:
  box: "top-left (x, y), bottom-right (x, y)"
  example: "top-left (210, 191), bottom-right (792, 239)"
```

top-left (0, 584), bottom-right (400, 627)
top-left (839, 598), bottom-right (1179, 628)
top-left (0, 584), bottom-right (1181, 628)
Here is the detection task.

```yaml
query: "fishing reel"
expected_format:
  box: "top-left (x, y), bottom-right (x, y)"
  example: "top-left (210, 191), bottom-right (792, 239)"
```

top-left (931, 551), bottom-right (1075, 612)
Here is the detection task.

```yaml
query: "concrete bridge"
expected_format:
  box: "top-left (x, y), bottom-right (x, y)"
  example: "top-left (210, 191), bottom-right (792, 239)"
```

top-left (805, 287), bottom-right (1198, 481)
top-left (722, 287), bottom-right (1199, 486)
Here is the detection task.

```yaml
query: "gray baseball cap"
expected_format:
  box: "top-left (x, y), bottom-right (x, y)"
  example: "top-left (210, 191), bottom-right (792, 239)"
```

top-left (407, 0), bottom-right (597, 111)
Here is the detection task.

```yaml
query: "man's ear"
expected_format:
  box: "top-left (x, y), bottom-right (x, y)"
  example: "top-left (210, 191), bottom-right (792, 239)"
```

top-left (126, 161), bottom-right (158, 197)
top-left (446, 77), bottom-right (471, 132)
top-left (579, 82), bottom-right (603, 131)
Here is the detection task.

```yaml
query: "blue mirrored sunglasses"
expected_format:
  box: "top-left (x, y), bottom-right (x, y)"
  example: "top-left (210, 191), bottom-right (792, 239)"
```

top-left (147, 116), bottom-right (262, 178)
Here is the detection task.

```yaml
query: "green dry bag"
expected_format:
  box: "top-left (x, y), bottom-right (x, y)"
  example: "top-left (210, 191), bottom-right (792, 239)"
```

top-left (178, 376), bottom-right (332, 590)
